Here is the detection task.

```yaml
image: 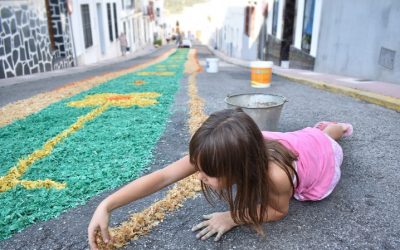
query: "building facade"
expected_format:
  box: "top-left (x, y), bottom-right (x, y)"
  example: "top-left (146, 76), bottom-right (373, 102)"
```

top-left (0, 0), bottom-right (74, 79)
top-left (264, 0), bottom-right (399, 84)
top-left (314, 0), bottom-right (399, 84)
top-left (0, 0), bottom-right (157, 80)
top-left (60, 0), bottom-right (156, 65)
top-left (193, 0), bottom-right (399, 84)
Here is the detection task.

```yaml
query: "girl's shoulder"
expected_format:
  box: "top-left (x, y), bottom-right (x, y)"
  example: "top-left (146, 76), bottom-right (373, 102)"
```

top-left (267, 161), bottom-right (293, 195)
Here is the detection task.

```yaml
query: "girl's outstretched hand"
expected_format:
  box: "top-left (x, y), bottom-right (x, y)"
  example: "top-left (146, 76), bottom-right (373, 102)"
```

top-left (88, 204), bottom-right (111, 250)
top-left (191, 211), bottom-right (238, 241)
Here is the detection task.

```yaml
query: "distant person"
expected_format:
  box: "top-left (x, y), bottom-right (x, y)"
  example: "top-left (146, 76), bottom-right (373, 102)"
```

top-left (176, 32), bottom-right (182, 46)
top-left (166, 33), bottom-right (172, 44)
top-left (88, 108), bottom-right (353, 248)
top-left (119, 33), bottom-right (128, 56)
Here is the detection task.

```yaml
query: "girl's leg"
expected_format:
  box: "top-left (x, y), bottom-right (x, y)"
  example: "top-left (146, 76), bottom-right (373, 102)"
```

top-left (315, 121), bottom-right (353, 140)
top-left (322, 124), bottom-right (348, 141)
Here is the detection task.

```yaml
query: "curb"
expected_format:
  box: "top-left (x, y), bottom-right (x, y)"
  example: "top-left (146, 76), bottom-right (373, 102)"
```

top-left (206, 45), bottom-right (400, 112)
top-left (276, 74), bottom-right (400, 112)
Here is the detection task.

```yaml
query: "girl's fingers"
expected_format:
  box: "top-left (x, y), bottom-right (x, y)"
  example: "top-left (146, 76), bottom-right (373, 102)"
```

top-left (88, 226), bottom-right (98, 250)
top-left (100, 226), bottom-right (110, 243)
top-left (202, 214), bottom-right (213, 220)
top-left (191, 221), bottom-right (208, 232)
top-left (214, 231), bottom-right (224, 242)
top-left (196, 226), bottom-right (211, 239)
top-left (88, 232), bottom-right (97, 250)
top-left (201, 229), bottom-right (217, 240)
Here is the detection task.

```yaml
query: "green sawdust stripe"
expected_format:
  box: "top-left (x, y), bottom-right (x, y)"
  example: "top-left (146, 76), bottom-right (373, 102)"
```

top-left (0, 49), bottom-right (189, 240)
top-left (94, 49), bottom-right (206, 249)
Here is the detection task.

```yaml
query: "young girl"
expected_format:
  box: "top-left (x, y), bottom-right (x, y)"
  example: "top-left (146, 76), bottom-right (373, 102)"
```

top-left (88, 108), bottom-right (353, 249)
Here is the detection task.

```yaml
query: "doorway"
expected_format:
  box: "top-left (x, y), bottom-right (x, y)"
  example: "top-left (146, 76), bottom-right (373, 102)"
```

top-left (280, 0), bottom-right (296, 61)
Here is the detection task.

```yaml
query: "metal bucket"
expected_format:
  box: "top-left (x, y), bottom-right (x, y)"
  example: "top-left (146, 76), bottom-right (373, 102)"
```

top-left (224, 93), bottom-right (287, 131)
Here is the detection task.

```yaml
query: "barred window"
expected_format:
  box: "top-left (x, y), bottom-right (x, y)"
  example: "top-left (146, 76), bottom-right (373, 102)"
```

top-left (107, 3), bottom-right (113, 41)
top-left (113, 3), bottom-right (119, 39)
top-left (81, 4), bottom-right (93, 48)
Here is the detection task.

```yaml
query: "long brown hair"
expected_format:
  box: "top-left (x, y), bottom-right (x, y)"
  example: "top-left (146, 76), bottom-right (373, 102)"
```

top-left (189, 108), bottom-right (298, 233)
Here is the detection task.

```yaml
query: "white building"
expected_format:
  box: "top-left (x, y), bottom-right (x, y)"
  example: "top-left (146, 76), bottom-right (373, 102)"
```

top-left (70, 0), bottom-right (155, 66)
top-left (170, 0), bottom-right (269, 59)
top-left (266, 0), bottom-right (400, 84)
top-left (175, 0), bottom-right (399, 84)
top-left (153, 0), bottom-right (167, 41)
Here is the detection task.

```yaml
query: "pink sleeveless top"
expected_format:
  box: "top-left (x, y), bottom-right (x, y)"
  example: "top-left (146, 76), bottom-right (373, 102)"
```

top-left (262, 128), bottom-right (335, 201)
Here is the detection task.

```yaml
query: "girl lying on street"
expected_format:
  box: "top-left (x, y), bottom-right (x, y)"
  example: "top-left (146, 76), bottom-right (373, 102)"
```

top-left (88, 108), bottom-right (353, 249)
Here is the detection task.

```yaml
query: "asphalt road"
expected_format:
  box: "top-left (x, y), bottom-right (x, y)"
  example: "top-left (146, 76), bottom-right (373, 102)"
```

top-left (0, 45), bottom-right (399, 249)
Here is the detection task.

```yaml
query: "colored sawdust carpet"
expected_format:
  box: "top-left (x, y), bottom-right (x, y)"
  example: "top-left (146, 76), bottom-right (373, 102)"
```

top-left (0, 49), bottom-right (189, 240)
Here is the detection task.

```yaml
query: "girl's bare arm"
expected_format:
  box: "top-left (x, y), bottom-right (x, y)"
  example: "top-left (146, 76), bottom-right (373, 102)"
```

top-left (264, 161), bottom-right (293, 221)
top-left (101, 155), bottom-right (196, 211)
top-left (88, 155), bottom-right (196, 249)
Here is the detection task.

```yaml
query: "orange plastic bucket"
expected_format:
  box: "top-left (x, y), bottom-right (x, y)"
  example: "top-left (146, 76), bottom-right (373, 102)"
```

top-left (250, 61), bottom-right (273, 88)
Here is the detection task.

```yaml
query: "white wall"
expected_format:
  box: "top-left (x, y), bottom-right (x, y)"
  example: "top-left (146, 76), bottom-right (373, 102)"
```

top-left (70, 0), bottom-right (155, 66)
top-left (276, 0), bottom-right (285, 40)
top-left (293, 0), bottom-right (305, 49)
top-left (315, 0), bottom-right (400, 84)
top-left (71, 0), bottom-right (121, 65)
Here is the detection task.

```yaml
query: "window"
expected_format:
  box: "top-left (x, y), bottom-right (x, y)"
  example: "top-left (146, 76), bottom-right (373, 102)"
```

top-left (301, 0), bottom-right (315, 53)
top-left (123, 0), bottom-right (134, 9)
top-left (113, 3), bottom-right (119, 39)
top-left (107, 3), bottom-right (113, 41)
top-left (272, 0), bottom-right (279, 36)
top-left (81, 4), bottom-right (93, 48)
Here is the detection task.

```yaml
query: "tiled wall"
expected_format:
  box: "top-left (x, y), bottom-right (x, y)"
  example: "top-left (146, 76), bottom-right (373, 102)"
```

top-left (0, 0), bottom-right (74, 79)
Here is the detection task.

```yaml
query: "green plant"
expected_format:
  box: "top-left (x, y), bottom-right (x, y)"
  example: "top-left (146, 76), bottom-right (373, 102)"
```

top-left (153, 39), bottom-right (162, 46)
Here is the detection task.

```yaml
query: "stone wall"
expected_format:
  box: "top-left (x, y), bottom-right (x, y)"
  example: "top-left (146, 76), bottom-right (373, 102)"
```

top-left (0, 0), bottom-right (74, 79)
top-left (289, 45), bottom-right (315, 70)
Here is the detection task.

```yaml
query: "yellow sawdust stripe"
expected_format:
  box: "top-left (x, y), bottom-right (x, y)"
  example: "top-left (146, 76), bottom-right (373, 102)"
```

top-left (96, 49), bottom-right (206, 249)
top-left (0, 92), bottom-right (161, 192)
top-left (0, 49), bottom-right (176, 128)
top-left (0, 104), bottom-right (108, 192)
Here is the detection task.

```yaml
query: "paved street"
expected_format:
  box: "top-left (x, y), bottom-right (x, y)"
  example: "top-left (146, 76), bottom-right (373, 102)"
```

top-left (0, 45), bottom-right (399, 249)
top-left (0, 45), bottom-right (174, 108)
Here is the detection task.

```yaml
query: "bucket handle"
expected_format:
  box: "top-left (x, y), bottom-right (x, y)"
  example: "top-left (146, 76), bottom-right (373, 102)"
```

top-left (226, 93), bottom-right (289, 104)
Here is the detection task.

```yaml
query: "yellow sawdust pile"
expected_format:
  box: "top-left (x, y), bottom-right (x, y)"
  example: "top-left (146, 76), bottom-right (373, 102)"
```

top-left (96, 49), bottom-right (207, 249)
top-left (0, 49), bottom-right (175, 128)
top-left (96, 175), bottom-right (201, 249)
